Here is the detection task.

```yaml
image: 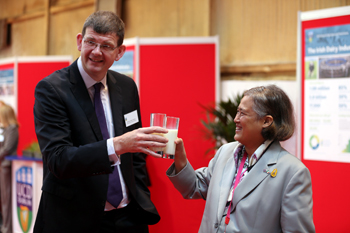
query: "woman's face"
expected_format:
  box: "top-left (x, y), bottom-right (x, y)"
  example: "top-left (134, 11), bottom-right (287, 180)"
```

top-left (234, 96), bottom-right (267, 151)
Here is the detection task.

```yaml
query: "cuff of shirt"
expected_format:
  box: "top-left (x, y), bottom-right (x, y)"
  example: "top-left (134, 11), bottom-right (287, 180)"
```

top-left (107, 138), bottom-right (120, 166)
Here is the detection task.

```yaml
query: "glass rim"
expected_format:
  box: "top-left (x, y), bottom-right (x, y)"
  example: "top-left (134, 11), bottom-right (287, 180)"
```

top-left (166, 116), bottom-right (179, 120)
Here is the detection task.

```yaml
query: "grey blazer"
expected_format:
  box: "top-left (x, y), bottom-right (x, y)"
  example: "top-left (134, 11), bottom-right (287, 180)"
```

top-left (167, 141), bottom-right (315, 233)
top-left (0, 124), bottom-right (19, 167)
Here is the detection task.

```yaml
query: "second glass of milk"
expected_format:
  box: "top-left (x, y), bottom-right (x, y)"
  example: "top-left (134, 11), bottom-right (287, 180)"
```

top-left (164, 116), bottom-right (180, 159)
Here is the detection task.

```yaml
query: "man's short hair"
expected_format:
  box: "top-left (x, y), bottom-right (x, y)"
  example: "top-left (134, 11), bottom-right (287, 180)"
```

top-left (82, 11), bottom-right (125, 46)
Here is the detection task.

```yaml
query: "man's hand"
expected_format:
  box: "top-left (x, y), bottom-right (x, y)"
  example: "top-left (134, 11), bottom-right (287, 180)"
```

top-left (113, 126), bottom-right (168, 158)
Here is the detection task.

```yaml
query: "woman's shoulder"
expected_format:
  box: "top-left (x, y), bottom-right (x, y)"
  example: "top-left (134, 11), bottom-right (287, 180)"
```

top-left (220, 141), bottom-right (240, 152)
top-left (276, 146), bottom-right (308, 172)
top-left (213, 141), bottom-right (240, 161)
top-left (5, 124), bottom-right (19, 133)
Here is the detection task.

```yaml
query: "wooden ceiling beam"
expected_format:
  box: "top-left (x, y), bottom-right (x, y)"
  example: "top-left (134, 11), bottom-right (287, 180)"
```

top-left (221, 62), bottom-right (296, 75)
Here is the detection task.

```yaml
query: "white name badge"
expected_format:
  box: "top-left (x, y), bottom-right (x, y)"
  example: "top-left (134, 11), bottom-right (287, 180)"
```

top-left (124, 110), bottom-right (139, 127)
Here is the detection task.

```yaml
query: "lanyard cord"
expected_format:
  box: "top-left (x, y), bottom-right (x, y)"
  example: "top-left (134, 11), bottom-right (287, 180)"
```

top-left (224, 141), bottom-right (274, 232)
top-left (225, 152), bottom-right (247, 225)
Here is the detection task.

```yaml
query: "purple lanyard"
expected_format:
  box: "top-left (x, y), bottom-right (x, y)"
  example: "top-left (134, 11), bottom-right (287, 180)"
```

top-left (225, 152), bottom-right (247, 225)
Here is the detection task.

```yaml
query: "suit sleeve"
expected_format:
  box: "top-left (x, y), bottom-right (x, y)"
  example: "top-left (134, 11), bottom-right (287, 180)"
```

top-left (34, 79), bottom-right (112, 179)
top-left (281, 166), bottom-right (315, 233)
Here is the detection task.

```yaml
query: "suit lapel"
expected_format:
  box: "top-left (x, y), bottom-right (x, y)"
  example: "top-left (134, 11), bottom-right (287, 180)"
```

top-left (69, 61), bottom-right (103, 141)
top-left (107, 72), bottom-right (124, 137)
top-left (231, 141), bottom-right (281, 211)
top-left (107, 72), bottom-right (133, 186)
top-left (216, 154), bottom-right (237, 221)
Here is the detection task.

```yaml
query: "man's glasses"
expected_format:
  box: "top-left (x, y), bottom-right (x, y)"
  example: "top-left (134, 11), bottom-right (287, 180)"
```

top-left (83, 39), bottom-right (118, 52)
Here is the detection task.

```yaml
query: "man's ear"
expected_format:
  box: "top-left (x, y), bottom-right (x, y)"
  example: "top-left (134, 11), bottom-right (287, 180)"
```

top-left (262, 115), bottom-right (273, 128)
top-left (77, 33), bottom-right (83, 52)
top-left (115, 45), bottom-right (126, 61)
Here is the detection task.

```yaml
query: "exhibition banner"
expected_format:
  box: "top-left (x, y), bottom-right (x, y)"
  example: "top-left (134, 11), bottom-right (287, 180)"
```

top-left (12, 159), bottom-right (43, 233)
top-left (110, 49), bottom-right (135, 80)
top-left (0, 62), bottom-right (16, 111)
top-left (301, 9), bottom-right (350, 163)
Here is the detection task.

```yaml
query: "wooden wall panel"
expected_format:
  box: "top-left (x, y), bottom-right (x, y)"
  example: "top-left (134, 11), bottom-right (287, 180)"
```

top-left (11, 17), bottom-right (46, 56)
top-left (177, 0), bottom-right (210, 36)
top-left (210, 0), bottom-right (350, 78)
top-left (1, 0), bottom-right (350, 76)
top-left (211, 0), bottom-right (298, 65)
top-left (53, 0), bottom-right (87, 7)
top-left (123, 0), bottom-right (210, 37)
top-left (49, 5), bottom-right (94, 59)
top-left (0, 0), bottom-right (45, 19)
top-left (299, 0), bottom-right (350, 11)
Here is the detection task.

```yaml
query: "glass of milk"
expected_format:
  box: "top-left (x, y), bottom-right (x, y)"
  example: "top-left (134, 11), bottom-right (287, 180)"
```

top-left (164, 116), bottom-right (180, 159)
top-left (150, 113), bottom-right (166, 156)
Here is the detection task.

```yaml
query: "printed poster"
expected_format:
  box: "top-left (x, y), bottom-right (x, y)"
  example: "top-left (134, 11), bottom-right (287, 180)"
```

top-left (0, 63), bottom-right (16, 111)
top-left (110, 50), bottom-right (134, 80)
top-left (303, 24), bottom-right (350, 162)
top-left (12, 160), bottom-right (43, 233)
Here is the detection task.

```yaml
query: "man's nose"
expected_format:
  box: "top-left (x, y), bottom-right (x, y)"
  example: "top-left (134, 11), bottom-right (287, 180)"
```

top-left (92, 44), bottom-right (102, 54)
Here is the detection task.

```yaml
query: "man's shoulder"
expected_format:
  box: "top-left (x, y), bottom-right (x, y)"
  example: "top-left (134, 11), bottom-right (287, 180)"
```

top-left (39, 62), bottom-right (76, 86)
top-left (107, 69), bottom-right (136, 87)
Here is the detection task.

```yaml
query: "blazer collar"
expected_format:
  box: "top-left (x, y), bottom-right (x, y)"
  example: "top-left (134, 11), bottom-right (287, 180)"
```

top-left (106, 72), bottom-right (124, 137)
top-left (69, 61), bottom-right (125, 145)
top-left (216, 143), bottom-right (240, 221)
top-left (69, 60), bottom-right (103, 141)
top-left (231, 141), bottom-right (282, 210)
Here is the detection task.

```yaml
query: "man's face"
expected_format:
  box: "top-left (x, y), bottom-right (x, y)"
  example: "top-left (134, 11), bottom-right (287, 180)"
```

top-left (76, 27), bottom-right (125, 81)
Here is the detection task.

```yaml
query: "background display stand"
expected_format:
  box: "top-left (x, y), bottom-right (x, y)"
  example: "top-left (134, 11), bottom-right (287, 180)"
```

top-left (297, 6), bottom-right (350, 232)
top-left (0, 56), bottom-right (72, 153)
top-left (0, 56), bottom-right (71, 233)
top-left (7, 156), bottom-right (43, 233)
top-left (112, 37), bottom-right (219, 233)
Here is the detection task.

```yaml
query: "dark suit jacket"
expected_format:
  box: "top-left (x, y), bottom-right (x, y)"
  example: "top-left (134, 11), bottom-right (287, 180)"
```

top-left (33, 60), bottom-right (160, 233)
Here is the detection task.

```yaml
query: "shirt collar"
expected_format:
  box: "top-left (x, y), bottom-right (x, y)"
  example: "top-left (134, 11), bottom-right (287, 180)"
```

top-left (77, 57), bottom-right (107, 89)
top-left (234, 139), bottom-right (274, 167)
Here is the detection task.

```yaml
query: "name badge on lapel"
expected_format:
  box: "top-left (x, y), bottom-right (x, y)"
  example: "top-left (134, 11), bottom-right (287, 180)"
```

top-left (124, 110), bottom-right (139, 127)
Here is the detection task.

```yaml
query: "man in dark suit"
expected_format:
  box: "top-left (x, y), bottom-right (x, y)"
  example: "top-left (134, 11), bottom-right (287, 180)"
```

top-left (33, 11), bottom-right (168, 233)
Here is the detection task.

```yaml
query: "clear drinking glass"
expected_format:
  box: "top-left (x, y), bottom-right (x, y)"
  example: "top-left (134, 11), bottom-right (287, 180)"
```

top-left (163, 116), bottom-right (180, 159)
top-left (150, 113), bottom-right (166, 156)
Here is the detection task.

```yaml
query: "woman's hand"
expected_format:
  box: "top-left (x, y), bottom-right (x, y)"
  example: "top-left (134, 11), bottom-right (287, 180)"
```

top-left (174, 138), bottom-right (187, 174)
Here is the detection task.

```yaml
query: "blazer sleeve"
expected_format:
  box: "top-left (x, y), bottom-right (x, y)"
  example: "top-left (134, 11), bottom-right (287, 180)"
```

top-left (166, 145), bottom-right (225, 200)
top-left (281, 165), bottom-right (315, 233)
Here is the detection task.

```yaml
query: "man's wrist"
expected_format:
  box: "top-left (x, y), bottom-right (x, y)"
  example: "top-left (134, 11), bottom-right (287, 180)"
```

top-left (107, 138), bottom-right (120, 164)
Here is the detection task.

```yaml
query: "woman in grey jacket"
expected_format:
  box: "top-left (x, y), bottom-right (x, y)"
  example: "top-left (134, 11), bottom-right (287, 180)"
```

top-left (0, 104), bottom-right (19, 233)
top-left (167, 85), bottom-right (315, 233)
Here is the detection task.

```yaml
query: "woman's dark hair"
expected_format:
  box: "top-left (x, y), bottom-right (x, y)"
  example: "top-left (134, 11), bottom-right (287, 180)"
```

top-left (243, 85), bottom-right (295, 141)
top-left (82, 11), bottom-right (125, 46)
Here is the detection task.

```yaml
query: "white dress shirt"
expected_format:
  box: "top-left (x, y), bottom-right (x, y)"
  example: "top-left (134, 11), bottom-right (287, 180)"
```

top-left (77, 57), bottom-right (130, 210)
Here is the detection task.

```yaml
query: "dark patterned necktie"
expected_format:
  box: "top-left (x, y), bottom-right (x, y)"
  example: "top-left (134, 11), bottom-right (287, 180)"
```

top-left (94, 82), bottom-right (123, 208)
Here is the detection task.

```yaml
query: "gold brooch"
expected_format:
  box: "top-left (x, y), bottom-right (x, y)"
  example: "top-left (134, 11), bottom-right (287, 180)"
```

top-left (270, 168), bottom-right (277, 178)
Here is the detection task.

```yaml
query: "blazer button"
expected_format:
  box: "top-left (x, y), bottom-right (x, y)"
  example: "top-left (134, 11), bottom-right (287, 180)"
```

top-left (214, 223), bottom-right (218, 228)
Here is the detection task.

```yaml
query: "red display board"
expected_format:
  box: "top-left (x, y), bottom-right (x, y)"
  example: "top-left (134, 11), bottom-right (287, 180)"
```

top-left (121, 37), bottom-right (219, 233)
top-left (0, 56), bottom-right (72, 155)
top-left (298, 6), bottom-right (350, 232)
